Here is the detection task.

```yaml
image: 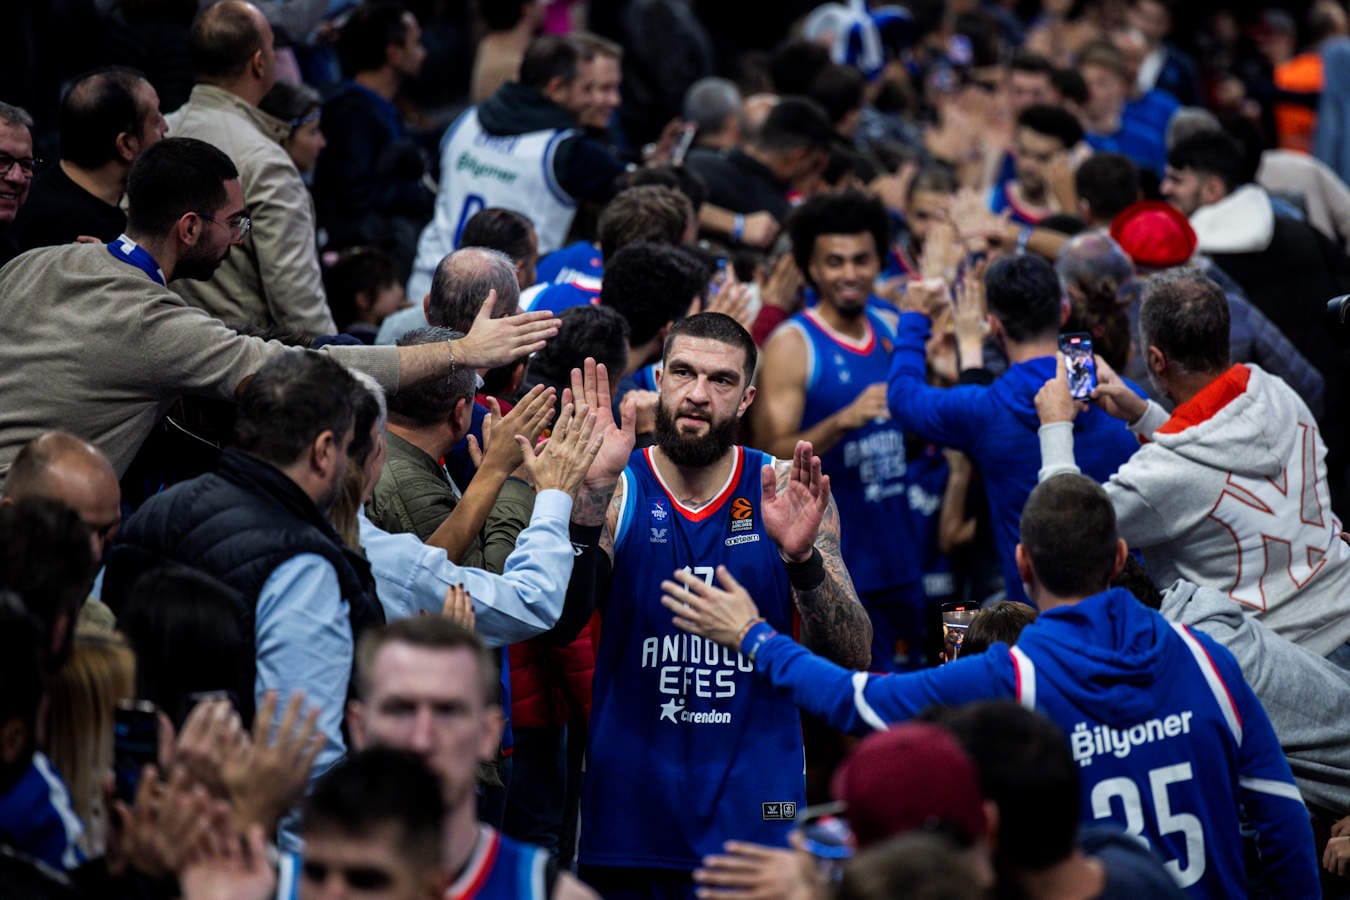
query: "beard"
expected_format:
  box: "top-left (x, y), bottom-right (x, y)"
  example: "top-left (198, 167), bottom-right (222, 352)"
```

top-left (831, 297), bottom-right (866, 319)
top-left (174, 243), bottom-right (228, 281)
top-left (655, 402), bottom-right (738, 468)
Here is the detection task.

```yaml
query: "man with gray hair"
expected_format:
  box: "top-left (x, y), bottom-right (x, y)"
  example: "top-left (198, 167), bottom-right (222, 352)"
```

top-left (682, 77), bottom-right (743, 152)
top-left (0, 102), bottom-right (35, 266)
top-left (1036, 267), bottom-right (1350, 661)
top-left (428, 246), bottom-right (522, 333)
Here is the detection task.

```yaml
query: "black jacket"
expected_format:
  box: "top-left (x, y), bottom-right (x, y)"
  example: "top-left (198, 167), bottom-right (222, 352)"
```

top-left (103, 448), bottom-right (384, 725)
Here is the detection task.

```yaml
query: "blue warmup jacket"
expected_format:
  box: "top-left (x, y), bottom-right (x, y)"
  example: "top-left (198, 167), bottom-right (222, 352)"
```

top-left (738, 588), bottom-right (1319, 898)
top-left (886, 312), bottom-right (1142, 603)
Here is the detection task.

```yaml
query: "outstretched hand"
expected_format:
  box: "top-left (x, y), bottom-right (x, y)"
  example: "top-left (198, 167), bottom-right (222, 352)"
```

top-left (660, 565), bottom-right (760, 650)
top-left (467, 386), bottom-right (557, 474)
top-left (567, 357), bottom-right (636, 486)
top-left (762, 441), bottom-right (831, 563)
top-left (516, 401), bottom-right (603, 496)
top-left (453, 291), bottom-right (561, 368)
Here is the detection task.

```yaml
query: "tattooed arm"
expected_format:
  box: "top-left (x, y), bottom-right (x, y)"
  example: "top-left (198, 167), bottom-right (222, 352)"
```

top-left (762, 444), bottom-right (872, 670)
top-left (775, 461), bottom-right (872, 669)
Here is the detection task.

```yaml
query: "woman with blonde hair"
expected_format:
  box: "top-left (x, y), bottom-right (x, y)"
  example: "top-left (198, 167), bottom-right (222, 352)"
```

top-left (43, 628), bottom-right (135, 856)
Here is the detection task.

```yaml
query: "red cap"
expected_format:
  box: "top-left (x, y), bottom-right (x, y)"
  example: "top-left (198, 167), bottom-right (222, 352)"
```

top-left (1110, 201), bottom-right (1198, 268)
top-left (830, 722), bottom-right (988, 849)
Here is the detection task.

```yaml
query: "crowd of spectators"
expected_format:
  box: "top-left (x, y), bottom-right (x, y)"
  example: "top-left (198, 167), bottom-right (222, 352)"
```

top-left (4, 0), bottom-right (1350, 897)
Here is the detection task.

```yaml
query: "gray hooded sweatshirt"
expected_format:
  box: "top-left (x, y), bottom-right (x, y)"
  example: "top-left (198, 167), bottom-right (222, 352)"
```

top-left (1161, 580), bottom-right (1350, 814)
top-left (1041, 363), bottom-right (1350, 656)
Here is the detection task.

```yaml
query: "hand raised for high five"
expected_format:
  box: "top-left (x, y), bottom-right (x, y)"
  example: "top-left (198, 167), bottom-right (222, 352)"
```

top-left (516, 401), bottom-right (604, 496)
top-left (452, 291), bottom-right (561, 368)
top-left (762, 441), bottom-right (831, 563)
top-left (467, 385), bottom-right (556, 475)
top-left (567, 357), bottom-right (636, 487)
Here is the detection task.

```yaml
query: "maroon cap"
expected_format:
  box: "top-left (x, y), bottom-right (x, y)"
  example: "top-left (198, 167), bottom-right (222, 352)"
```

top-left (830, 722), bottom-right (988, 849)
top-left (1110, 201), bottom-right (1198, 269)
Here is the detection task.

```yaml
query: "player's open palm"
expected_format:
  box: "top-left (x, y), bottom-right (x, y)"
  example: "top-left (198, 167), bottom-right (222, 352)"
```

top-left (763, 441), bottom-right (830, 563)
top-left (568, 357), bottom-right (635, 485)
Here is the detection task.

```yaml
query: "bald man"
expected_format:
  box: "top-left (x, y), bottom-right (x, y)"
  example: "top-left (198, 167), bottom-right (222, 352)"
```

top-left (3, 432), bottom-right (121, 564)
top-left (167, 0), bottom-right (336, 335)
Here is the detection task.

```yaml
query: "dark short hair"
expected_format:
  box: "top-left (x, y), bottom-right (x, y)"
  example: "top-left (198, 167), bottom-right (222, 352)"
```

top-left (1010, 51), bottom-right (1054, 78)
top-left (1020, 474), bottom-right (1120, 598)
top-left (387, 327), bottom-right (475, 425)
top-left (324, 246), bottom-right (400, 332)
top-left (907, 163), bottom-right (957, 204)
top-left (1075, 152), bottom-right (1139, 222)
top-left (769, 40), bottom-right (831, 96)
top-left (523, 305), bottom-right (631, 397)
top-left (231, 352), bottom-right (358, 468)
top-left (1111, 554), bottom-right (1162, 610)
top-left (788, 190), bottom-right (889, 290)
top-left (984, 255), bottom-right (1063, 343)
top-left (1138, 268), bottom-right (1230, 373)
top-left (126, 137), bottom-right (238, 236)
top-left (337, 2), bottom-right (409, 77)
top-left (933, 702), bottom-right (1080, 871)
top-left (1017, 104), bottom-right (1084, 149)
top-left (1051, 67), bottom-right (1089, 105)
top-left (461, 208), bottom-right (535, 264)
top-left (189, 0), bottom-right (266, 81)
top-left (662, 312), bottom-right (757, 386)
top-left (0, 499), bottom-right (96, 669)
top-left (428, 248), bottom-right (520, 331)
top-left (597, 186), bottom-right (692, 260)
top-left (520, 34), bottom-right (591, 90)
top-left (615, 165), bottom-right (707, 215)
top-left (303, 747), bottom-right (446, 871)
top-left (60, 67), bottom-right (149, 170)
top-left (601, 242), bottom-right (705, 346)
top-left (808, 63), bottom-right (866, 127)
top-left (259, 79), bottom-right (322, 128)
top-left (119, 563), bottom-right (250, 728)
top-left (753, 97), bottom-right (835, 156)
top-left (0, 592), bottom-right (45, 743)
top-left (961, 601), bottom-right (1039, 657)
top-left (355, 617), bottom-right (497, 704)
top-left (1167, 130), bottom-right (1247, 193)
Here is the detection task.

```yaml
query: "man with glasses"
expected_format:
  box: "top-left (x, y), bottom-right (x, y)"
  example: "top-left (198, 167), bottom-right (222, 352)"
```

top-left (0, 102), bottom-right (36, 267)
top-left (167, 0), bottom-right (336, 336)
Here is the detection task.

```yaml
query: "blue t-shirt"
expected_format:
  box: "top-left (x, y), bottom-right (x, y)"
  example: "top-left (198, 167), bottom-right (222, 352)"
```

top-left (784, 308), bottom-right (920, 595)
top-left (524, 276), bottom-right (602, 316)
top-left (581, 446), bottom-right (804, 870)
top-left (536, 240), bottom-right (603, 285)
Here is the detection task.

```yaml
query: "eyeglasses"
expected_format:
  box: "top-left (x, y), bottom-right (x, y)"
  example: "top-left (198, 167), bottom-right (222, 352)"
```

top-left (198, 212), bottom-right (252, 241)
top-left (0, 154), bottom-right (40, 176)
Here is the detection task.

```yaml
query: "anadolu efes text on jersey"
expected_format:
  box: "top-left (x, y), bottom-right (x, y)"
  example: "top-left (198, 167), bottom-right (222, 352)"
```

top-left (580, 446), bottom-right (807, 870)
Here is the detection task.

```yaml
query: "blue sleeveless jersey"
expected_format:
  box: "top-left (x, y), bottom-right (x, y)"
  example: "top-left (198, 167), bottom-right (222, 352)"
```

top-left (581, 446), bottom-right (805, 869)
top-left (447, 827), bottom-right (550, 899)
top-left (785, 309), bottom-right (919, 595)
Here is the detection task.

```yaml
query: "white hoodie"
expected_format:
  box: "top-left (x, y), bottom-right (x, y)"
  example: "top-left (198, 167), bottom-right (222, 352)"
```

top-left (1042, 364), bottom-right (1350, 656)
top-left (1189, 183), bottom-right (1276, 255)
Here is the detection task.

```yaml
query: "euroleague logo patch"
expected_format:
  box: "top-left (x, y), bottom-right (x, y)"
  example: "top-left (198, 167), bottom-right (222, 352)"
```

top-left (729, 497), bottom-right (754, 533)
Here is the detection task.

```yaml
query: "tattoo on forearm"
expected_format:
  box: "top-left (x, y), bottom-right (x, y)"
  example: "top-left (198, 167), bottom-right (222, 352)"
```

top-left (791, 498), bottom-right (872, 669)
top-left (573, 480), bottom-right (617, 528)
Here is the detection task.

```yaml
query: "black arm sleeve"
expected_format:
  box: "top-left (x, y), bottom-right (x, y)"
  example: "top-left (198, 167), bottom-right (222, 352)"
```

top-left (540, 522), bottom-right (611, 645)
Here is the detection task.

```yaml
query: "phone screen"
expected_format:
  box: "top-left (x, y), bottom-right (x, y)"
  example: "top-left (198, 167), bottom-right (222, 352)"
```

top-left (113, 701), bottom-right (159, 804)
top-left (1059, 333), bottom-right (1097, 400)
top-left (670, 123), bottom-right (698, 167)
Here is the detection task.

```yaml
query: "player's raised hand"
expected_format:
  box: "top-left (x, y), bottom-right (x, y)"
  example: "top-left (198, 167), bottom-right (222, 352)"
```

top-left (660, 565), bottom-right (760, 650)
top-left (569, 357), bottom-right (636, 485)
top-left (762, 441), bottom-right (831, 563)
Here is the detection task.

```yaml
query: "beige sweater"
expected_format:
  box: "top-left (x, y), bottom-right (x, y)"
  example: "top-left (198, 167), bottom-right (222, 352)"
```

top-left (0, 243), bottom-right (398, 478)
top-left (167, 85), bottom-right (336, 336)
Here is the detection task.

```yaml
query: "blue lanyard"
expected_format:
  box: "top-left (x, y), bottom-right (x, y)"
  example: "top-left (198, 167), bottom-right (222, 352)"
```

top-left (106, 234), bottom-right (167, 286)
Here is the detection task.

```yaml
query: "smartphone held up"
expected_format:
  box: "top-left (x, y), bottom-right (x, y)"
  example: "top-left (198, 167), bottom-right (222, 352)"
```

top-left (1058, 333), bottom-right (1097, 401)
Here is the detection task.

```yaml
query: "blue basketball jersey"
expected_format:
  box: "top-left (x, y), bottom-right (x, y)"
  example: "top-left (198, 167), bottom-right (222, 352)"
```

top-left (785, 309), bottom-right (920, 595)
top-left (448, 826), bottom-right (551, 899)
top-left (536, 240), bottom-right (603, 285)
top-left (581, 446), bottom-right (805, 870)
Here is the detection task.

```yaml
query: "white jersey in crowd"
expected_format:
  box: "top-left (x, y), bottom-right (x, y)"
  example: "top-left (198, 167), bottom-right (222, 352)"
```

top-left (407, 107), bottom-right (578, 299)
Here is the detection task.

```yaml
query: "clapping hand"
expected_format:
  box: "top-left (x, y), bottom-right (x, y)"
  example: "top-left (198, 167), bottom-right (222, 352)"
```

top-left (467, 385), bottom-right (556, 475)
top-left (221, 691), bottom-right (323, 833)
